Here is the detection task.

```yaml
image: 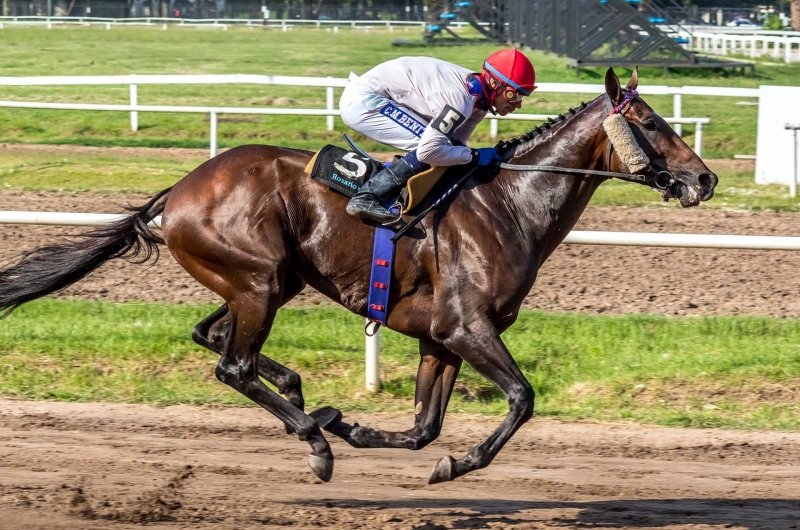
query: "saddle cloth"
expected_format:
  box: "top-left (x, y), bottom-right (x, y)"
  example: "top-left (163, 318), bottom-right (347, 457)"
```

top-left (305, 144), bottom-right (448, 214)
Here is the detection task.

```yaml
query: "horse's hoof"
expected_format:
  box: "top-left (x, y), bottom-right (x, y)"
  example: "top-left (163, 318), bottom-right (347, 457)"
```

top-left (309, 406), bottom-right (343, 431)
top-left (307, 454), bottom-right (334, 482)
top-left (428, 455), bottom-right (456, 484)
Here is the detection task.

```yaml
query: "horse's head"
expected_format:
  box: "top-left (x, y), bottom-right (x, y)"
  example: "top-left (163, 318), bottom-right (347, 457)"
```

top-left (604, 68), bottom-right (718, 207)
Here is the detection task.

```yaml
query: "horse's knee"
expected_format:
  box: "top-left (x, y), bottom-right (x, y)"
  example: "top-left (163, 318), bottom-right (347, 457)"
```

top-left (509, 382), bottom-right (535, 423)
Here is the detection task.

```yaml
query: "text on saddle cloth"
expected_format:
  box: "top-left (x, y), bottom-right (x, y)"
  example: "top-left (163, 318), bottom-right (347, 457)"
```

top-left (305, 144), bottom-right (449, 214)
top-left (305, 145), bottom-right (385, 198)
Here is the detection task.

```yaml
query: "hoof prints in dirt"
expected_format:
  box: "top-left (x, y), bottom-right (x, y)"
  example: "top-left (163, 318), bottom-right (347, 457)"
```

top-left (67, 466), bottom-right (193, 523)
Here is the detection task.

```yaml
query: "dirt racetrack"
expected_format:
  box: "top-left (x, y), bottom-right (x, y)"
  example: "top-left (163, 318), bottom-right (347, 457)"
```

top-left (1, 399), bottom-right (799, 530)
top-left (3, 188), bottom-right (800, 317)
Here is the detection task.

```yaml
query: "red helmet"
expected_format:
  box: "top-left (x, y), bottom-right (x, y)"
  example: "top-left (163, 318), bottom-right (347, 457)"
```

top-left (482, 48), bottom-right (536, 96)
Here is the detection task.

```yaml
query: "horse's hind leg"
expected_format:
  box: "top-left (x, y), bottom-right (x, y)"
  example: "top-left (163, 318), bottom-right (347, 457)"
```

top-left (427, 323), bottom-right (534, 484)
top-left (216, 283), bottom-right (334, 482)
top-left (311, 339), bottom-right (462, 450)
top-left (193, 301), bottom-right (305, 414)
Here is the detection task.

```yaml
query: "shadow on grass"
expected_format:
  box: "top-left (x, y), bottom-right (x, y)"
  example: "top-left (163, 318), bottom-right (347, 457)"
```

top-left (302, 498), bottom-right (800, 529)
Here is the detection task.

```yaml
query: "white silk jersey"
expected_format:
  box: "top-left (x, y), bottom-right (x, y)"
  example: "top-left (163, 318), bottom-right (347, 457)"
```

top-left (340, 57), bottom-right (487, 166)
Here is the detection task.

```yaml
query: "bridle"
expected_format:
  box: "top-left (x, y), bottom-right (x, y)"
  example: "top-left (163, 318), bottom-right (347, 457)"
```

top-left (497, 92), bottom-right (676, 191)
top-left (388, 90), bottom-right (681, 244)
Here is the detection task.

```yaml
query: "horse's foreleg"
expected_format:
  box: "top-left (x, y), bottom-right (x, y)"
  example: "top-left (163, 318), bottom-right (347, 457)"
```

top-left (311, 339), bottom-right (462, 450)
top-left (215, 286), bottom-right (334, 482)
top-left (427, 322), bottom-right (534, 484)
top-left (193, 302), bottom-right (305, 415)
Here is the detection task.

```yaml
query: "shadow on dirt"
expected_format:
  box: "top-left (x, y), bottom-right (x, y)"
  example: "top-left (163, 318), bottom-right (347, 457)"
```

top-left (303, 497), bottom-right (800, 529)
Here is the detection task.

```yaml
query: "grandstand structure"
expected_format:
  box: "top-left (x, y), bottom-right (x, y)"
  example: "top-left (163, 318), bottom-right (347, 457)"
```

top-left (420, 0), bottom-right (753, 74)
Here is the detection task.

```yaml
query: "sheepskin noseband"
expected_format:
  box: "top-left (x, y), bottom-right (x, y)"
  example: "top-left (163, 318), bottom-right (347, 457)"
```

top-left (602, 91), bottom-right (650, 174)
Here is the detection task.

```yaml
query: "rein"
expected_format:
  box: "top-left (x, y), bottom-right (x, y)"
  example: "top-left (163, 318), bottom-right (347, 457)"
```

top-left (496, 162), bottom-right (673, 188)
top-left (498, 93), bottom-right (674, 190)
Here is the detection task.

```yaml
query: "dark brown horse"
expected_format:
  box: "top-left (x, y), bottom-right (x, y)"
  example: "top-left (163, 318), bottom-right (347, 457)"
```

top-left (0, 69), bottom-right (716, 484)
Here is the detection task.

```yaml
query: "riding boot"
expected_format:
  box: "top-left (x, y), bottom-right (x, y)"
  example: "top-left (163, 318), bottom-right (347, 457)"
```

top-left (346, 151), bottom-right (428, 224)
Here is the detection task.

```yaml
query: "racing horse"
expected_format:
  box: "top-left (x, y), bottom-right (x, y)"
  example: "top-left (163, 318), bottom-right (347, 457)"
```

top-left (0, 69), bottom-right (716, 484)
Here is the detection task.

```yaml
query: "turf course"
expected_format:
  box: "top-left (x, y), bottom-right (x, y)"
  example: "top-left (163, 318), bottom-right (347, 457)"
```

top-left (1, 26), bottom-right (799, 158)
top-left (1, 299), bottom-right (798, 431)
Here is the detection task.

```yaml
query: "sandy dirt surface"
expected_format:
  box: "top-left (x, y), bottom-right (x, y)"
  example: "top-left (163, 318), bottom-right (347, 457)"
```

top-left (2, 189), bottom-right (800, 317)
top-left (0, 399), bottom-right (798, 529)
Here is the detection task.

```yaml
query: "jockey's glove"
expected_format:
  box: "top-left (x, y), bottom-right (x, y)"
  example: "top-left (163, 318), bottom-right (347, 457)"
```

top-left (471, 147), bottom-right (503, 167)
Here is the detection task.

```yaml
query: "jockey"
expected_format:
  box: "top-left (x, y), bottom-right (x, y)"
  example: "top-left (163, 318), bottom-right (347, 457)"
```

top-left (339, 48), bottom-right (536, 224)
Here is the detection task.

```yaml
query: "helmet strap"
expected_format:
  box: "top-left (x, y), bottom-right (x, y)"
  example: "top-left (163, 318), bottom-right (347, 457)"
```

top-left (478, 72), bottom-right (503, 115)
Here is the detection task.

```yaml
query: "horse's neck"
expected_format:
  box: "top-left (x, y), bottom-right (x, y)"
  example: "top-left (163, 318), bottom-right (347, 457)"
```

top-left (502, 99), bottom-right (608, 260)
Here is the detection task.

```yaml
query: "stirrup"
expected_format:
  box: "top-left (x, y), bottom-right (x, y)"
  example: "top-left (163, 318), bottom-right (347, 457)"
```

top-left (381, 217), bottom-right (406, 231)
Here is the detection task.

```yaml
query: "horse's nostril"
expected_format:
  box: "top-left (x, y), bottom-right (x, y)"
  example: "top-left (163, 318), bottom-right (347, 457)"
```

top-left (698, 173), bottom-right (717, 192)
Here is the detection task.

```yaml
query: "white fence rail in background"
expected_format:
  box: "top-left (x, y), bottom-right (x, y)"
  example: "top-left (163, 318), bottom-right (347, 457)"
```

top-left (0, 15), bottom-right (433, 30)
top-left (5, 209), bottom-right (800, 391)
top-left (0, 74), bottom-right (750, 157)
top-left (690, 31), bottom-right (800, 63)
top-left (0, 100), bottom-right (711, 158)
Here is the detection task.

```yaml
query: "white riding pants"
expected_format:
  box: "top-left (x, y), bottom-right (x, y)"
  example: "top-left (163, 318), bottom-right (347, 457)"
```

top-left (339, 72), bottom-right (429, 152)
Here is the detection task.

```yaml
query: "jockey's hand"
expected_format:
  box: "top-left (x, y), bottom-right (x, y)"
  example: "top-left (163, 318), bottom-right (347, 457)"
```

top-left (471, 148), bottom-right (502, 167)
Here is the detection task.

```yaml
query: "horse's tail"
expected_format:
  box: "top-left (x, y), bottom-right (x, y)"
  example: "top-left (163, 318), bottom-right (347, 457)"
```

top-left (0, 187), bottom-right (172, 318)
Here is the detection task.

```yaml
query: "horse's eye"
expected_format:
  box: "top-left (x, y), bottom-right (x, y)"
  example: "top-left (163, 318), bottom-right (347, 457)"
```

top-left (643, 120), bottom-right (657, 131)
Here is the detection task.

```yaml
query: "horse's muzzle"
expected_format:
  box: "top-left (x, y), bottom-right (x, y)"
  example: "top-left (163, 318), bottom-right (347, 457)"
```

top-left (662, 171), bottom-right (717, 207)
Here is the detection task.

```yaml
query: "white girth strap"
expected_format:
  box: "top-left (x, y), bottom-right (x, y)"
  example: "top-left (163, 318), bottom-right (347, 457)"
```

top-left (602, 113), bottom-right (650, 173)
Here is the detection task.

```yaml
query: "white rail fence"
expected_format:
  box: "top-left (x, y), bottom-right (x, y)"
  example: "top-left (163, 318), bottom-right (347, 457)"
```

top-left (690, 31), bottom-right (800, 63)
top-left (4, 209), bottom-right (800, 391)
top-left (0, 15), bottom-right (434, 31)
top-left (0, 100), bottom-right (711, 158)
top-left (0, 74), bottom-right (756, 157)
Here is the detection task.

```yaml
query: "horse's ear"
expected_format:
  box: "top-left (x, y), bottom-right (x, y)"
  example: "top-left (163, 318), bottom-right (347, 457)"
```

top-left (626, 67), bottom-right (639, 91)
top-left (605, 67), bottom-right (622, 105)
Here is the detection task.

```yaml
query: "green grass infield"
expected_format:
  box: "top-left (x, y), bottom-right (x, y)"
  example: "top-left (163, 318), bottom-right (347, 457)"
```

top-left (1, 299), bottom-right (799, 431)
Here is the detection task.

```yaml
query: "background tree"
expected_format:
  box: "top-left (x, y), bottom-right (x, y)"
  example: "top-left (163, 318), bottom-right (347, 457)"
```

top-left (792, 0), bottom-right (800, 30)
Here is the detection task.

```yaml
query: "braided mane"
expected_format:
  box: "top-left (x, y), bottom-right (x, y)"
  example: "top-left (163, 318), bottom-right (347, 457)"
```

top-left (503, 96), bottom-right (599, 148)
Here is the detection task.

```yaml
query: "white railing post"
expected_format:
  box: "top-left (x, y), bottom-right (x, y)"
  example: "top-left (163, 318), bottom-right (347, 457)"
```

top-left (129, 83), bottom-right (138, 131)
top-left (793, 128), bottom-right (798, 198)
top-left (694, 122), bottom-right (703, 157)
top-left (785, 38), bottom-right (792, 64)
top-left (210, 110), bottom-right (218, 158)
top-left (490, 118), bottom-right (498, 139)
top-left (673, 93), bottom-right (682, 136)
top-left (365, 322), bottom-right (381, 393)
top-left (326, 79), bottom-right (334, 131)
top-left (788, 125), bottom-right (799, 198)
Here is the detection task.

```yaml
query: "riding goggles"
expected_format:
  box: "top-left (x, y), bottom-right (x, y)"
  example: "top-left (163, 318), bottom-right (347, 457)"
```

top-left (500, 86), bottom-right (526, 104)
